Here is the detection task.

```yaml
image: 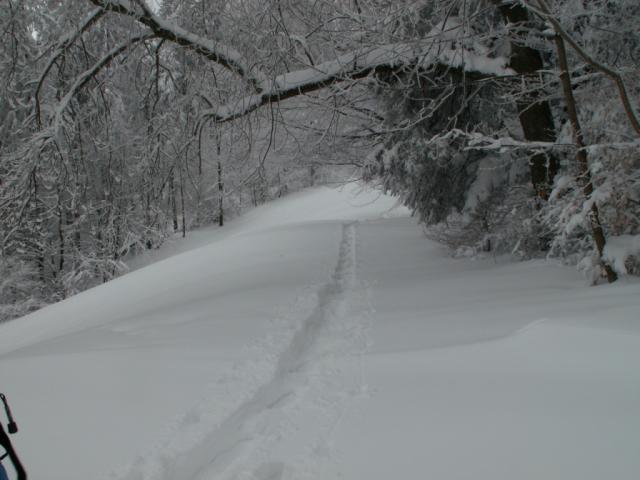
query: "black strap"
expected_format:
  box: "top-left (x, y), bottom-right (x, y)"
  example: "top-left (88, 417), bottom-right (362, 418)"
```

top-left (0, 422), bottom-right (26, 479)
top-left (0, 396), bottom-right (17, 435)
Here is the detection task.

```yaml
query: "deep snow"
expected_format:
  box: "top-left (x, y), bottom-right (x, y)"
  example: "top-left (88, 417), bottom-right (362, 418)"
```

top-left (0, 184), bottom-right (639, 480)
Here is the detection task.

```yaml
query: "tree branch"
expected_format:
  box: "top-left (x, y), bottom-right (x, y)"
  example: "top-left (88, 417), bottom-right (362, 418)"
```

top-left (200, 39), bottom-right (513, 125)
top-left (524, 0), bottom-right (640, 137)
top-left (34, 7), bottom-right (106, 127)
top-left (88, 0), bottom-right (268, 92)
top-left (48, 33), bottom-right (154, 139)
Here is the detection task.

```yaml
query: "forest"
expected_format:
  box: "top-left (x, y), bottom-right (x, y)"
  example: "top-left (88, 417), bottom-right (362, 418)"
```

top-left (1, 0), bottom-right (639, 321)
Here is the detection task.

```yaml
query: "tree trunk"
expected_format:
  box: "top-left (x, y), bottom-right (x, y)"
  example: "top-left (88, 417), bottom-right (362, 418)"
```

top-left (551, 30), bottom-right (617, 283)
top-left (31, 169), bottom-right (46, 283)
top-left (169, 168), bottom-right (179, 232)
top-left (179, 156), bottom-right (187, 238)
top-left (217, 159), bottom-right (224, 227)
top-left (491, 0), bottom-right (559, 199)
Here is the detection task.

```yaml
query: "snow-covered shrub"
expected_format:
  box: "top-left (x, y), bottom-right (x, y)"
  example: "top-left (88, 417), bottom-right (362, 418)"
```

top-left (0, 256), bottom-right (45, 322)
top-left (544, 143), bottom-right (640, 279)
top-left (365, 0), bottom-right (640, 275)
top-left (367, 135), bottom-right (481, 224)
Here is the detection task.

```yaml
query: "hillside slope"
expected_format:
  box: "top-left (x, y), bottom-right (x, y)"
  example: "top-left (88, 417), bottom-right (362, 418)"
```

top-left (1, 184), bottom-right (638, 480)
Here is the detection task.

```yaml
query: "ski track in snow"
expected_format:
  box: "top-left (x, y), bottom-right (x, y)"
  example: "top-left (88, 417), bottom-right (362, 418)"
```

top-left (105, 222), bottom-right (371, 480)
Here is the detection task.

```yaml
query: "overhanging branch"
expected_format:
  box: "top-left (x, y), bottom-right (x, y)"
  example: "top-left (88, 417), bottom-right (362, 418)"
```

top-left (35, 7), bottom-right (106, 126)
top-left (88, 0), bottom-right (268, 92)
top-left (200, 40), bottom-right (513, 126)
top-left (48, 33), bottom-right (154, 140)
top-left (525, 0), bottom-right (640, 137)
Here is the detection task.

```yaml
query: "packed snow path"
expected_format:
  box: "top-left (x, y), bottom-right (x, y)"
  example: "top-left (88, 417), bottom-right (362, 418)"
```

top-left (1, 185), bottom-right (639, 480)
top-left (197, 222), bottom-right (363, 480)
top-left (121, 222), bottom-right (367, 480)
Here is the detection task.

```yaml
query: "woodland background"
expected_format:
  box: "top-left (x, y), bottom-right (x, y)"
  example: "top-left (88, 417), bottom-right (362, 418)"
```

top-left (1, 0), bottom-right (639, 321)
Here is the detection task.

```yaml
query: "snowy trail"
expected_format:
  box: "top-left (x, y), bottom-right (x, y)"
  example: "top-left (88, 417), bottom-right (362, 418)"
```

top-left (110, 222), bottom-right (370, 480)
top-left (5, 186), bottom-right (639, 480)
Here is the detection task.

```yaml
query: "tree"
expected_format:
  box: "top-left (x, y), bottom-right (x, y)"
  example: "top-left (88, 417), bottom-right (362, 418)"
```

top-left (522, 0), bottom-right (640, 282)
top-left (490, 0), bottom-right (559, 200)
top-left (2, 0), bottom-right (639, 320)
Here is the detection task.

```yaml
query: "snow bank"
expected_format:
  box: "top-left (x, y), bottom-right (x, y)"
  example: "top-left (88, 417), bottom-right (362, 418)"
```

top-left (1, 185), bottom-right (638, 480)
top-left (604, 234), bottom-right (640, 274)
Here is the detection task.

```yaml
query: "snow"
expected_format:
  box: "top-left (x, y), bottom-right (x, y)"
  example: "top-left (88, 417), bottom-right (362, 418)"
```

top-left (604, 234), bottom-right (640, 274)
top-left (101, 1), bottom-right (268, 89)
top-left (1, 184), bottom-right (639, 480)
top-left (463, 156), bottom-right (509, 212)
top-left (206, 18), bottom-right (513, 122)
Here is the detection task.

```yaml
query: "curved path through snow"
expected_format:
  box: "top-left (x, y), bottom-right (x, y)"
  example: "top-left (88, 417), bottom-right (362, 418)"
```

top-left (3, 185), bottom-right (640, 480)
top-left (111, 222), bottom-right (370, 480)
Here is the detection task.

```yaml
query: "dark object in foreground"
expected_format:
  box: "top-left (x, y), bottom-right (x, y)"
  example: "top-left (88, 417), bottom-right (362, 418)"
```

top-left (0, 393), bottom-right (26, 480)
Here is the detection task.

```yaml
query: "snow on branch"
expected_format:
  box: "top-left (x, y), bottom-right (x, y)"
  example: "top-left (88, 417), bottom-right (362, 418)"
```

top-left (47, 33), bottom-right (154, 140)
top-left (456, 130), bottom-right (640, 153)
top-left (525, 0), bottom-right (640, 137)
top-left (604, 235), bottom-right (640, 275)
top-left (200, 17), bottom-right (514, 125)
top-left (88, 0), bottom-right (268, 92)
top-left (461, 131), bottom-right (572, 151)
top-left (35, 7), bottom-right (106, 126)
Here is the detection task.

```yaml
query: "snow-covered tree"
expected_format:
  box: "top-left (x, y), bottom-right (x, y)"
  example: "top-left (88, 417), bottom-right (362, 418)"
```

top-left (1, 0), bottom-right (639, 320)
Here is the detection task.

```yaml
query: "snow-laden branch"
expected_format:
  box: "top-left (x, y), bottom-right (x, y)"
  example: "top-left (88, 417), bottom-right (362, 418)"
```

top-left (525, 0), bottom-right (640, 137)
top-left (460, 131), bottom-right (570, 151)
top-left (201, 18), bottom-right (514, 125)
top-left (35, 7), bottom-right (106, 126)
top-left (88, 0), bottom-right (268, 92)
top-left (457, 130), bottom-right (640, 153)
top-left (47, 33), bottom-right (154, 140)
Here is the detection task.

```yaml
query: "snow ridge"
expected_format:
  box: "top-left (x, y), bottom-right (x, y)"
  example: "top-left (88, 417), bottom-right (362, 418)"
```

top-left (106, 222), bottom-right (370, 480)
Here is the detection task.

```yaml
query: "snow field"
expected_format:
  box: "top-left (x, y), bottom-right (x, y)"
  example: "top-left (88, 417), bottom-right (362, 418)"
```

top-left (1, 184), bottom-right (639, 480)
top-left (0, 186), bottom-right (400, 480)
top-left (116, 222), bottom-right (371, 480)
top-left (323, 218), bottom-right (640, 480)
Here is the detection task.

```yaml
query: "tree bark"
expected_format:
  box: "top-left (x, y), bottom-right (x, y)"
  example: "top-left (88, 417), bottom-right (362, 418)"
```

top-left (217, 159), bottom-right (224, 227)
top-left (491, 0), bottom-right (559, 199)
top-left (169, 168), bottom-right (178, 232)
top-left (551, 29), bottom-right (617, 283)
top-left (525, 0), bottom-right (640, 137)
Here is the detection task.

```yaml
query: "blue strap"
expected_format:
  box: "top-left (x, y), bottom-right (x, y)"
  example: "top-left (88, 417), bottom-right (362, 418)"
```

top-left (0, 462), bottom-right (9, 480)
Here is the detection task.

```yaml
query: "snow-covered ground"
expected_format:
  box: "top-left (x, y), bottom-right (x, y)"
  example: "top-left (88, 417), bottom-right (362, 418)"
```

top-left (1, 184), bottom-right (639, 480)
